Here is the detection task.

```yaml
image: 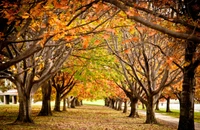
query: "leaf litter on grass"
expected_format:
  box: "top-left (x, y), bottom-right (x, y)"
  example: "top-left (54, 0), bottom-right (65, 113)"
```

top-left (0, 105), bottom-right (177, 130)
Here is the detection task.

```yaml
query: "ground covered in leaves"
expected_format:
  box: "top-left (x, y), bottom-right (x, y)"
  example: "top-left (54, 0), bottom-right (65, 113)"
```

top-left (0, 104), bottom-right (177, 130)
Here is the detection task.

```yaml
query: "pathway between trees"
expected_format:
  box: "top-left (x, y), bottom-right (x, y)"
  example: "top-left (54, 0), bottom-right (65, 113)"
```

top-left (1, 105), bottom-right (177, 130)
top-left (138, 110), bottom-right (200, 130)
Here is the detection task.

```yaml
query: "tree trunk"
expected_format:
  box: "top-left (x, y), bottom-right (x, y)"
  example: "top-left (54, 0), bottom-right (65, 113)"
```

top-left (63, 98), bottom-right (66, 111)
top-left (129, 98), bottom-right (139, 118)
top-left (145, 97), bottom-right (157, 124)
top-left (117, 99), bottom-right (122, 111)
top-left (38, 81), bottom-right (52, 116)
top-left (114, 100), bottom-right (118, 110)
top-left (54, 92), bottom-right (61, 111)
top-left (142, 103), bottom-right (145, 109)
top-left (105, 98), bottom-right (109, 106)
top-left (166, 97), bottom-right (171, 112)
top-left (155, 100), bottom-right (159, 110)
top-left (75, 98), bottom-right (81, 106)
top-left (178, 41), bottom-right (196, 130)
top-left (66, 97), bottom-right (71, 108)
top-left (14, 94), bottom-right (34, 124)
top-left (71, 97), bottom-right (76, 108)
top-left (123, 100), bottom-right (127, 113)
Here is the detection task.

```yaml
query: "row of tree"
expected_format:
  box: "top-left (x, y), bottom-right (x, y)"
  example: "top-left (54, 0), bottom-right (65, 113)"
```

top-left (0, 1), bottom-right (200, 130)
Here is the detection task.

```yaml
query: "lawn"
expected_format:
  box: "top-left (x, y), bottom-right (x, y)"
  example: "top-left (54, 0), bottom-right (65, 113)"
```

top-left (155, 108), bottom-right (200, 123)
top-left (0, 103), bottom-right (177, 130)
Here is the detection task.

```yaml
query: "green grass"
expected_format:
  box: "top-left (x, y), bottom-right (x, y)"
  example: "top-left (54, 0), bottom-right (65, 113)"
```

top-left (155, 108), bottom-right (200, 123)
top-left (138, 105), bottom-right (200, 123)
top-left (82, 99), bottom-right (105, 106)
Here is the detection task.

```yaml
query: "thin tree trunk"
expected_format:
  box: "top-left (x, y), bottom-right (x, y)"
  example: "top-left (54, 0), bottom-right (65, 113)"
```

top-left (142, 103), bottom-right (145, 109)
top-left (166, 97), bottom-right (171, 112)
top-left (178, 41), bottom-right (196, 130)
top-left (75, 98), bottom-right (81, 106)
top-left (63, 98), bottom-right (66, 111)
top-left (114, 100), bottom-right (118, 110)
top-left (67, 97), bottom-right (71, 108)
top-left (54, 92), bottom-right (61, 111)
top-left (38, 81), bottom-right (52, 116)
top-left (105, 98), bottom-right (109, 106)
top-left (145, 97), bottom-right (157, 124)
top-left (128, 98), bottom-right (139, 118)
top-left (155, 100), bottom-right (159, 110)
top-left (117, 99), bottom-right (122, 111)
top-left (71, 97), bottom-right (76, 108)
top-left (123, 100), bottom-right (127, 113)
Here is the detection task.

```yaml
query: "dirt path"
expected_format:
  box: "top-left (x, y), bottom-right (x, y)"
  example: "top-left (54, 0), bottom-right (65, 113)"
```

top-left (138, 110), bottom-right (200, 130)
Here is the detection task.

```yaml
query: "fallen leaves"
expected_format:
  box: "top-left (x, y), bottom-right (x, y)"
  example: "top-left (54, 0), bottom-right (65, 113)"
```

top-left (0, 104), bottom-right (177, 130)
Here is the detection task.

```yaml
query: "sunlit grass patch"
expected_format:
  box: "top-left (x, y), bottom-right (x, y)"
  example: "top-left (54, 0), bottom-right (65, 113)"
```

top-left (155, 108), bottom-right (200, 123)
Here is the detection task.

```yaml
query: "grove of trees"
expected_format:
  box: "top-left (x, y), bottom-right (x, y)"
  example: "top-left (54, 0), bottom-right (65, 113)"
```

top-left (0, 0), bottom-right (200, 130)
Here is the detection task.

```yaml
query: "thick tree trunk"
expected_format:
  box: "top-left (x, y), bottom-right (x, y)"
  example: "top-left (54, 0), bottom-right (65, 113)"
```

top-left (145, 97), bottom-right (157, 124)
top-left (63, 98), bottom-right (66, 111)
top-left (38, 82), bottom-right (52, 116)
top-left (178, 41), bottom-right (196, 130)
top-left (14, 94), bottom-right (34, 124)
top-left (123, 100), bottom-right (127, 113)
top-left (129, 98), bottom-right (139, 118)
top-left (54, 92), bottom-right (61, 111)
top-left (166, 97), bottom-right (171, 112)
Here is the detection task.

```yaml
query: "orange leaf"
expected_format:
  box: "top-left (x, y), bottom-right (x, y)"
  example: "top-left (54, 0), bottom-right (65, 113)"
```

top-left (131, 37), bottom-right (139, 42)
top-left (82, 40), bottom-right (89, 49)
top-left (95, 40), bottom-right (101, 45)
top-left (124, 49), bottom-right (130, 54)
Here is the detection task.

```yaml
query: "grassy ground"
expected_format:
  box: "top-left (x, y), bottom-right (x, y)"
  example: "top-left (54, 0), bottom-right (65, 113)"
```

top-left (0, 104), bottom-right (177, 130)
top-left (154, 108), bottom-right (200, 123)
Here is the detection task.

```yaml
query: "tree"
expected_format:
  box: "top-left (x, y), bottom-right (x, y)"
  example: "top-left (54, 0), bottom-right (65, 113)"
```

top-left (0, 39), bottom-right (72, 123)
top-left (102, 1), bottom-right (200, 129)
top-left (106, 27), bottom-right (182, 123)
top-left (52, 71), bottom-right (76, 111)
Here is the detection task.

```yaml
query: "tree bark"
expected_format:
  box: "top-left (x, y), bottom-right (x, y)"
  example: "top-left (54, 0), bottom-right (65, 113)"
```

top-left (71, 97), bottom-right (76, 108)
top-left (38, 81), bottom-right (52, 116)
top-left (117, 99), bottom-right (122, 111)
top-left (14, 94), bottom-right (34, 124)
top-left (114, 100), bottom-right (118, 110)
top-left (63, 98), bottom-right (66, 111)
top-left (155, 100), bottom-right (159, 110)
top-left (123, 100), bottom-right (127, 113)
top-left (105, 98), bottom-right (109, 106)
top-left (128, 98), bottom-right (139, 118)
top-left (166, 97), bottom-right (171, 112)
top-left (178, 41), bottom-right (197, 130)
top-left (54, 92), bottom-right (61, 111)
top-left (142, 103), bottom-right (145, 109)
top-left (145, 97), bottom-right (157, 123)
